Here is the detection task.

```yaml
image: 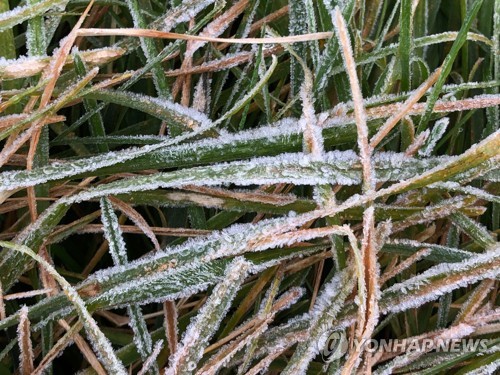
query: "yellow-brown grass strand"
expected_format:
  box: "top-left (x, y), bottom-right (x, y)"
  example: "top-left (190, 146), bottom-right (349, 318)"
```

top-left (0, 282), bottom-right (5, 321)
top-left (379, 248), bottom-right (431, 285)
top-left (163, 300), bottom-right (178, 355)
top-left (333, 7), bottom-right (374, 193)
top-left (26, 0), bottom-right (96, 221)
top-left (370, 67), bottom-right (442, 149)
top-left (17, 306), bottom-right (34, 375)
top-left (32, 321), bottom-right (84, 375)
top-left (57, 320), bottom-right (107, 375)
top-left (76, 28), bottom-right (334, 44)
top-left (180, 18), bottom-right (196, 106)
top-left (172, 0), bottom-right (250, 100)
top-left (108, 196), bottom-right (161, 251)
top-left (334, 7), bottom-right (380, 373)
top-left (453, 279), bottom-right (496, 324)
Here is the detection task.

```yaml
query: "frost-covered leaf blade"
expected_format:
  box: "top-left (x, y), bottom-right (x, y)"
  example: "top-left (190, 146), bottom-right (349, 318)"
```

top-left (100, 198), bottom-right (157, 372)
top-left (165, 257), bottom-right (250, 374)
top-left (0, 241), bottom-right (127, 375)
top-left (282, 268), bottom-right (355, 374)
top-left (0, 0), bottom-right (67, 32)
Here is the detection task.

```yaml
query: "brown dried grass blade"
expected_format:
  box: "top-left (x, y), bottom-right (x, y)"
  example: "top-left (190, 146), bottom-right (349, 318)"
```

top-left (108, 196), bottom-right (161, 251)
top-left (137, 340), bottom-right (164, 375)
top-left (57, 319), bottom-right (107, 375)
top-left (365, 94), bottom-right (500, 120)
top-left (333, 8), bottom-right (381, 372)
top-left (163, 300), bottom-right (178, 355)
top-left (3, 289), bottom-right (58, 301)
top-left (76, 28), bottom-right (333, 44)
top-left (454, 279), bottom-right (496, 324)
top-left (379, 248), bottom-right (431, 285)
top-left (333, 7), bottom-right (374, 193)
top-left (17, 306), bottom-right (34, 375)
top-left (26, 0), bottom-right (95, 221)
top-left (33, 320), bottom-right (84, 375)
top-left (370, 67), bottom-right (442, 148)
top-left (165, 46), bottom-right (282, 77)
top-left (0, 282), bottom-right (5, 321)
top-left (76, 224), bottom-right (209, 238)
top-left (173, 0), bottom-right (250, 99)
top-left (199, 289), bottom-right (302, 374)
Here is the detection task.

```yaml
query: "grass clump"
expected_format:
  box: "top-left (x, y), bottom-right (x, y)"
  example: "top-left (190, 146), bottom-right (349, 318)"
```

top-left (0, 0), bottom-right (499, 374)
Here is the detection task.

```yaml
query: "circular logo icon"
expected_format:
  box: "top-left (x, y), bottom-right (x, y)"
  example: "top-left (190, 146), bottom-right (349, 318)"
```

top-left (319, 331), bottom-right (348, 362)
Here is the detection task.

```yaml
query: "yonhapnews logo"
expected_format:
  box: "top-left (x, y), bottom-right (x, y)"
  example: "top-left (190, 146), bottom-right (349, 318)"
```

top-left (319, 331), bottom-right (349, 362)
top-left (318, 332), bottom-right (489, 362)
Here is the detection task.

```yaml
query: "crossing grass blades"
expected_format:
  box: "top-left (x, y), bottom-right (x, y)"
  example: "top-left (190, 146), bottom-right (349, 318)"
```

top-left (0, 0), bottom-right (499, 374)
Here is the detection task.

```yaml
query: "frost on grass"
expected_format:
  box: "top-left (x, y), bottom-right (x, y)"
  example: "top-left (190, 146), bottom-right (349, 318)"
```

top-left (0, 115), bottom-right (215, 193)
top-left (282, 268), bottom-right (355, 374)
top-left (88, 259), bottom-right (230, 309)
top-left (83, 210), bottom-right (320, 292)
top-left (0, 110), bottom-right (296, 192)
top-left (79, 241), bottom-right (314, 314)
top-left (0, 48), bottom-right (123, 79)
top-left (463, 358), bottom-right (500, 375)
top-left (384, 238), bottom-right (473, 263)
top-left (451, 212), bottom-right (497, 250)
top-left (100, 198), bottom-right (156, 365)
top-left (137, 340), bottom-right (163, 375)
top-left (0, 242), bottom-right (127, 374)
top-left (1, 244), bottom-right (320, 335)
top-left (0, 110), bottom-right (484, 193)
top-left (299, 60), bottom-right (324, 160)
top-left (17, 306), bottom-right (34, 375)
top-left (226, 316), bottom-right (310, 370)
top-left (181, 0), bottom-right (249, 61)
top-left (0, 56), bottom-right (47, 79)
top-left (0, 0), bottom-right (68, 32)
top-left (15, 151), bottom-right (456, 205)
top-left (382, 248), bottom-right (500, 314)
top-left (43, 152), bottom-right (362, 205)
top-left (165, 257), bottom-right (250, 374)
top-left (391, 196), bottom-right (468, 233)
top-left (95, 90), bottom-right (213, 129)
top-left (419, 117), bottom-right (449, 157)
top-left (100, 198), bottom-right (127, 265)
top-left (374, 323), bottom-right (477, 375)
top-left (333, 5), bottom-right (374, 193)
top-left (431, 181), bottom-right (500, 203)
top-left (26, 0), bottom-right (47, 57)
top-left (162, 0), bottom-right (217, 32)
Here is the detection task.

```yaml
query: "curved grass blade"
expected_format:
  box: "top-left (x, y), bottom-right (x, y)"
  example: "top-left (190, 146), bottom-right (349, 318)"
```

top-left (0, 241), bottom-right (128, 375)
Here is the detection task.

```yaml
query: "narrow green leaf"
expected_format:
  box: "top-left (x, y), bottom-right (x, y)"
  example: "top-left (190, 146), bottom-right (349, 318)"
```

top-left (0, 0), bottom-right (67, 32)
top-left (417, 0), bottom-right (485, 132)
top-left (451, 212), bottom-right (497, 249)
top-left (0, 0), bottom-right (16, 60)
top-left (100, 198), bottom-right (157, 373)
top-left (74, 53), bottom-right (108, 153)
top-left (399, 0), bottom-right (413, 92)
top-left (124, 0), bottom-right (170, 99)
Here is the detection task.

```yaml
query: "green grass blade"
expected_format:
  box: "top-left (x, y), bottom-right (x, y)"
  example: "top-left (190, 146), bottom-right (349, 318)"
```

top-left (399, 0), bottom-right (413, 92)
top-left (100, 198), bottom-right (157, 372)
top-left (417, 0), bottom-right (485, 132)
top-left (0, 0), bottom-right (67, 32)
top-left (0, 241), bottom-right (128, 375)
